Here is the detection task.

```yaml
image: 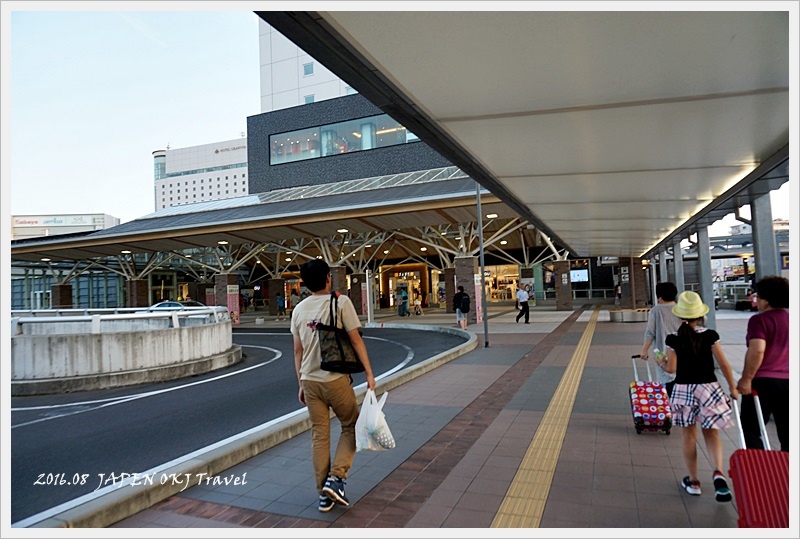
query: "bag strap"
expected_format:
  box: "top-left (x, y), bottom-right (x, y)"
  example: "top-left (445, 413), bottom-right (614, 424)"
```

top-left (328, 290), bottom-right (340, 329)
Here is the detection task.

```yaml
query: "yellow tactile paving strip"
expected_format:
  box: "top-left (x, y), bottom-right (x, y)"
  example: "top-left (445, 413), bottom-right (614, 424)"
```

top-left (491, 306), bottom-right (600, 528)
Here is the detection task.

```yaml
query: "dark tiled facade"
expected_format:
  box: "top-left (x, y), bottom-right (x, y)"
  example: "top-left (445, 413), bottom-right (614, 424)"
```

top-left (246, 94), bottom-right (452, 193)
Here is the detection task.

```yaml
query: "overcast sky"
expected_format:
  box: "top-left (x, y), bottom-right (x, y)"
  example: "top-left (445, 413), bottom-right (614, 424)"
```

top-left (2, 4), bottom-right (794, 236)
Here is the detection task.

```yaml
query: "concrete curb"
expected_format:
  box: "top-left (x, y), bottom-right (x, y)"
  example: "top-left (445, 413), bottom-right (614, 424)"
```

top-left (24, 324), bottom-right (477, 528)
top-left (12, 346), bottom-right (243, 396)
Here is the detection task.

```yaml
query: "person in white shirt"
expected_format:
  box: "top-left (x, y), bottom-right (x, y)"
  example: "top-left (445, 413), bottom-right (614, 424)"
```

top-left (515, 285), bottom-right (530, 324)
top-left (291, 260), bottom-right (376, 512)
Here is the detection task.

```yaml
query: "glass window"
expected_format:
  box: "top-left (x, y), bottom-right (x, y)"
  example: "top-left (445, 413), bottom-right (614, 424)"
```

top-left (269, 113), bottom-right (419, 165)
top-left (304, 94), bottom-right (315, 104)
top-left (303, 62), bottom-right (314, 76)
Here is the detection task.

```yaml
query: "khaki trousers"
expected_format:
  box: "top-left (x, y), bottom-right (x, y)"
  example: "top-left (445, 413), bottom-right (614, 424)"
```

top-left (302, 375), bottom-right (359, 493)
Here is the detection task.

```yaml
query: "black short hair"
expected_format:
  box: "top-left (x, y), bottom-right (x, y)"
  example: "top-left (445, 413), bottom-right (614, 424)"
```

top-left (755, 276), bottom-right (789, 309)
top-left (457, 285), bottom-right (464, 293)
top-left (300, 259), bottom-right (330, 292)
top-left (655, 282), bottom-right (678, 302)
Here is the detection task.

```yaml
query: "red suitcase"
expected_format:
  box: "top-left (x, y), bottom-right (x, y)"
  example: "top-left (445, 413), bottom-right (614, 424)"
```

top-left (729, 394), bottom-right (789, 528)
top-left (629, 355), bottom-right (672, 435)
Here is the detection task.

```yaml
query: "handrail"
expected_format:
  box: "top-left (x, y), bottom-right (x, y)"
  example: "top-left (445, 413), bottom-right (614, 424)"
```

top-left (11, 307), bottom-right (230, 336)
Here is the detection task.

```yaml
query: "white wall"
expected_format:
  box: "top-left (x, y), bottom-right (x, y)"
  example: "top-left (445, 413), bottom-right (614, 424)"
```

top-left (258, 20), bottom-right (353, 113)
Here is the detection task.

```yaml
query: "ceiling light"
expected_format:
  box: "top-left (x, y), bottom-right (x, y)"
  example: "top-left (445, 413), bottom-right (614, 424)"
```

top-left (285, 257), bottom-right (291, 262)
top-left (384, 250), bottom-right (389, 254)
top-left (217, 240), bottom-right (228, 245)
top-left (500, 240), bottom-right (508, 245)
top-left (420, 247), bottom-right (427, 251)
top-left (337, 228), bottom-right (348, 233)
top-left (317, 255), bottom-right (323, 259)
top-left (121, 250), bottom-right (131, 254)
top-left (487, 213), bottom-right (498, 219)
top-left (41, 258), bottom-right (51, 262)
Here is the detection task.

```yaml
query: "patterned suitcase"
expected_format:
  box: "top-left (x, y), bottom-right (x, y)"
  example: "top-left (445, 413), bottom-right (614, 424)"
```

top-left (729, 395), bottom-right (789, 528)
top-left (629, 355), bottom-right (672, 435)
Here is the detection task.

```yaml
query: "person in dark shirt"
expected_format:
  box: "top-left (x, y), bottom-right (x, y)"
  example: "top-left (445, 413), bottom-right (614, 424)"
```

top-left (664, 291), bottom-right (737, 502)
top-left (453, 286), bottom-right (469, 330)
top-left (736, 275), bottom-right (789, 451)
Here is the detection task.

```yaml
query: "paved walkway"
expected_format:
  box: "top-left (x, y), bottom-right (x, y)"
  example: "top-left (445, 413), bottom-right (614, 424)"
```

top-left (109, 303), bottom-right (783, 531)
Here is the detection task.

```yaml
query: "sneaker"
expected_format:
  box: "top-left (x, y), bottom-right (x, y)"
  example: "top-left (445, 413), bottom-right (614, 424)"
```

top-left (322, 475), bottom-right (349, 506)
top-left (713, 470), bottom-right (732, 502)
top-left (682, 476), bottom-right (701, 496)
top-left (318, 494), bottom-right (335, 512)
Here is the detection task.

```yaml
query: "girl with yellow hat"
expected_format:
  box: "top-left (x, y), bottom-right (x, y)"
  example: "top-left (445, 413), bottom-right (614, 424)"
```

top-left (663, 291), bottom-right (738, 502)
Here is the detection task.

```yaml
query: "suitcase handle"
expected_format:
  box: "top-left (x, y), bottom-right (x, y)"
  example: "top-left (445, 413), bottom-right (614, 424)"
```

top-left (631, 354), bottom-right (652, 382)
top-left (731, 391), bottom-right (771, 450)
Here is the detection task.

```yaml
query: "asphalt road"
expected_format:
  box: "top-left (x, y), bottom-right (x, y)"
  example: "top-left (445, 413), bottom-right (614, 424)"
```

top-left (9, 327), bottom-right (466, 524)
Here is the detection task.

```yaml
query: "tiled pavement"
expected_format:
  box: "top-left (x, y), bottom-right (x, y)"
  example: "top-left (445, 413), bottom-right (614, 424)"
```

top-left (109, 304), bottom-right (791, 532)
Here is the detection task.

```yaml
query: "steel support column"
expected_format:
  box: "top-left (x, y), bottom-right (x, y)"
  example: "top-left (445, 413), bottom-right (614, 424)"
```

top-left (697, 227), bottom-right (716, 330)
top-left (750, 193), bottom-right (780, 281)
top-left (672, 237), bottom-right (685, 292)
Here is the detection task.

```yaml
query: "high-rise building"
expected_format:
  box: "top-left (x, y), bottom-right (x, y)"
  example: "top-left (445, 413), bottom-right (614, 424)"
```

top-left (152, 138), bottom-right (248, 211)
top-left (258, 20), bottom-right (356, 113)
top-left (153, 21), bottom-right (356, 211)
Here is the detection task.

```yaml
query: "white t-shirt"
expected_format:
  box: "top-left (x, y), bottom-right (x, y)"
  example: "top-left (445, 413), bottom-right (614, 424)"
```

top-left (516, 289), bottom-right (529, 303)
top-left (290, 292), bottom-right (362, 383)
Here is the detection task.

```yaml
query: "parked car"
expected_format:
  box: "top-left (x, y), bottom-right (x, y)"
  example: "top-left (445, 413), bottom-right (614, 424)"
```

top-left (148, 300), bottom-right (206, 310)
top-left (148, 301), bottom-right (186, 310)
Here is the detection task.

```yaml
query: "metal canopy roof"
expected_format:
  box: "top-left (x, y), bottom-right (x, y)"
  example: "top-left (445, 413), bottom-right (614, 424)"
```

top-left (10, 172), bottom-right (526, 263)
top-left (259, 10), bottom-right (790, 259)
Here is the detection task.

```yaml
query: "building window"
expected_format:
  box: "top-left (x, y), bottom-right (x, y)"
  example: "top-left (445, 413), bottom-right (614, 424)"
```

top-left (304, 94), bottom-right (315, 104)
top-left (269, 113), bottom-right (420, 166)
top-left (303, 62), bottom-right (314, 76)
top-left (345, 86), bottom-right (357, 95)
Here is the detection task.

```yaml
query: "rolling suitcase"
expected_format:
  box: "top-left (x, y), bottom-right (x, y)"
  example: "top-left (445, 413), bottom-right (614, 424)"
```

top-left (729, 393), bottom-right (789, 528)
top-left (629, 355), bottom-right (672, 435)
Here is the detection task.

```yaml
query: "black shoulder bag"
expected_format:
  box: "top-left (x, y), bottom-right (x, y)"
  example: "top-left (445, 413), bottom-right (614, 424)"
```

top-left (317, 291), bottom-right (365, 374)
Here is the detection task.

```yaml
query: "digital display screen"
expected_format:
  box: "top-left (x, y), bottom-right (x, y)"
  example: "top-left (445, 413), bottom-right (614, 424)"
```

top-left (570, 269), bottom-right (589, 282)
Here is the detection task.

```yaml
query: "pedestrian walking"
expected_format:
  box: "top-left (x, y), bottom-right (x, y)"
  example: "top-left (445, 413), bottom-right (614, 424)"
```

top-left (639, 282), bottom-right (682, 397)
top-left (663, 291), bottom-right (737, 502)
top-left (515, 285), bottom-right (530, 324)
top-left (453, 286), bottom-right (470, 330)
top-left (276, 293), bottom-right (286, 321)
top-left (736, 275), bottom-right (789, 451)
top-left (291, 260), bottom-right (376, 512)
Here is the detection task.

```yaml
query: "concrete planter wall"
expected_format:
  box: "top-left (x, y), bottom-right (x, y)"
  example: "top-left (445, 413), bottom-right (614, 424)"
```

top-left (11, 321), bottom-right (240, 395)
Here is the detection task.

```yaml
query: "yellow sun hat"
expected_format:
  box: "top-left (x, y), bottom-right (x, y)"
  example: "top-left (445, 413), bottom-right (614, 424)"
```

top-left (672, 290), bottom-right (710, 320)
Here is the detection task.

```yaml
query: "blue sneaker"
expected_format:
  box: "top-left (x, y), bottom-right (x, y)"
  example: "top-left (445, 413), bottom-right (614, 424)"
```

top-left (318, 494), bottom-right (335, 512)
top-left (322, 475), bottom-right (349, 507)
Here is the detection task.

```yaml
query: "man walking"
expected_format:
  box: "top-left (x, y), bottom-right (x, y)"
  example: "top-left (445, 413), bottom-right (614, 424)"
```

top-left (736, 275), bottom-right (789, 451)
top-left (515, 285), bottom-right (530, 324)
top-left (291, 260), bottom-right (376, 512)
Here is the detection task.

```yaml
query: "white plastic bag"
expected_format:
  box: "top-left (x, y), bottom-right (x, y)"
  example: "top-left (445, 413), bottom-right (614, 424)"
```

top-left (356, 389), bottom-right (396, 451)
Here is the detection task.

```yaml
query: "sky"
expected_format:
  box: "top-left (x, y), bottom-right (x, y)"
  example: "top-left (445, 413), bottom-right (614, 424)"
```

top-left (6, 8), bottom-right (261, 224)
top-left (1, 3), bottom-right (795, 234)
